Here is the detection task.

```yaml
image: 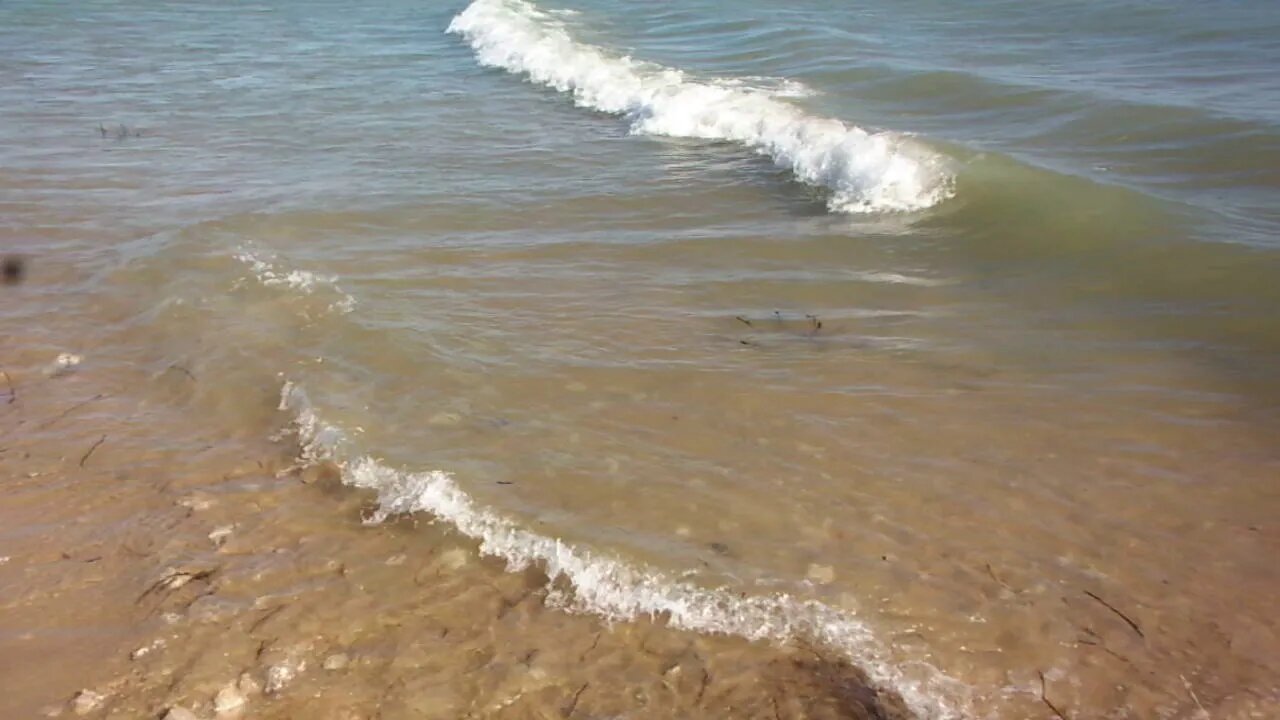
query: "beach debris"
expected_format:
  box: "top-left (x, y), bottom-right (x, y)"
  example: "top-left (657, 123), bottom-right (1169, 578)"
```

top-left (237, 671), bottom-right (262, 697)
top-left (563, 682), bottom-right (589, 718)
top-left (806, 564), bottom-right (836, 585)
top-left (137, 566), bottom-right (217, 606)
top-left (177, 494), bottom-right (217, 512)
top-left (2, 369), bottom-right (15, 404)
top-left (162, 707), bottom-right (199, 720)
top-left (1037, 671), bottom-right (1070, 720)
top-left (36, 393), bottom-right (107, 430)
top-left (385, 553), bottom-right (407, 566)
top-left (2, 255), bottom-right (24, 285)
top-left (79, 434), bottom-right (107, 468)
top-left (265, 658), bottom-right (305, 694)
top-left (805, 314), bottom-right (823, 336)
top-left (734, 315), bottom-right (753, 327)
top-left (47, 352), bottom-right (83, 377)
top-left (208, 525), bottom-right (235, 548)
top-left (165, 363), bottom-right (197, 382)
top-left (1083, 590), bottom-right (1144, 639)
top-left (323, 652), bottom-right (350, 671)
top-left (98, 123), bottom-right (142, 140)
top-left (130, 638), bottom-right (166, 660)
top-left (213, 684), bottom-right (247, 717)
top-left (71, 690), bottom-right (104, 716)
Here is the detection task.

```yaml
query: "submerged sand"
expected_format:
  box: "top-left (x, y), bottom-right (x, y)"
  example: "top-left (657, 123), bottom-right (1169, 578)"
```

top-left (0, 349), bottom-right (910, 720)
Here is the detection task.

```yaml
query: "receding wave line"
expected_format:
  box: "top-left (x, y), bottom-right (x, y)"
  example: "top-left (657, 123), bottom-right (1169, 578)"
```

top-left (279, 382), bottom-right (972, 719)
top-left (447, 0), bottom-right (954, 214)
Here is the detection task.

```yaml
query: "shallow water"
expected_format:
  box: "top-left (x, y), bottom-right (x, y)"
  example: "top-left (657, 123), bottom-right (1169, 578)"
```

top-left (3, 0), bottom-right (1279, 717)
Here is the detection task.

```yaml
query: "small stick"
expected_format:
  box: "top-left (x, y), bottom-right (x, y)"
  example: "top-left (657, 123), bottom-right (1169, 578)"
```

top-left (2, 370), bottom-right (14, 404)
top-left (735, 315), bottom-right (753, 327)
top-left (79, 434), bottom-right (106, 467)
top-left (37, 393), bottom-right (108, 430)
top-left (1084, 590), bottom-right (1144, 638)
top-left (167, 364), bottom-right (196, 381)
top-left (1038, 671), bottom-right (1069, 720)
top-left (564, 682), bottom-right (589, 718)
top-left (1180, 674), bottom-right (1209, 718)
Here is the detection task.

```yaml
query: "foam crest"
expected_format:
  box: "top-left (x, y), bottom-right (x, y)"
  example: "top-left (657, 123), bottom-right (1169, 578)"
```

top-left (278, 382), bottom-right (972, 719)
top-left (447, 0), bottom-right (953, 213)
top-left (233, 249), bottom-right (356, 313)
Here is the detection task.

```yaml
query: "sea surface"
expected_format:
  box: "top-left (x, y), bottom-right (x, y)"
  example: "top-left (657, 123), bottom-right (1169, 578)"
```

top-left (3, 0), bottom-right (1279, 717)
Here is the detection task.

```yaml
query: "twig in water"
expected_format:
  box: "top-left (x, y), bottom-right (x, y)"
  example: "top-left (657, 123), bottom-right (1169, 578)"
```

top-left (1180, 674), bottom-right (1210, 718)
top-left (166, 364), bottom-right (196, 382)
top-left (37, 393), bottom-right (108, 431)
top-left (2, 370), bottom-right (14, 404)
top-left (735, 315), bottom-right (753, 327)
top-left (985, 563), bottom-right (1013, 591)
top-left (1084, 590), bottom-right (1144, 639)
top-left (1038, 671), bottom-right (1069, 720)
top-left (79, 434), bottom-right (106, 467)
top-left (564, 682), bottom-right (589, 718)
top-left (805, 314), bottom-right (823, 336)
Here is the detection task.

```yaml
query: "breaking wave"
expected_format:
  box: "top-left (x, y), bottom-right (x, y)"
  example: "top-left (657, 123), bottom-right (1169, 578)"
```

top-left (447, 0), bottom-right (954, 214)
top-left (277, 381), bottom-right (972, 719)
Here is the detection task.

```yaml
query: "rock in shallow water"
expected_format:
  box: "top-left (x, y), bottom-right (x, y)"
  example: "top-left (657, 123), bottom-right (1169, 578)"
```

top-left (71, 690), bottom-right (103, 715)
top-left (213, 685), bottom-right (246, 716)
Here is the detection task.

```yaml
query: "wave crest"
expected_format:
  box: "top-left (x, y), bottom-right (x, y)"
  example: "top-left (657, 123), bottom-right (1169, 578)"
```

top-left (277, 381), bottom-right (971, 719)
top-left (447, 0), bottom-right (953, 214)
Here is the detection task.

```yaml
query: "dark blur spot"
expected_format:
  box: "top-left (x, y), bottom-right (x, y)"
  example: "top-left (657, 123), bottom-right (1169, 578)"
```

top-left (2, 256), bottom-right (24, 285)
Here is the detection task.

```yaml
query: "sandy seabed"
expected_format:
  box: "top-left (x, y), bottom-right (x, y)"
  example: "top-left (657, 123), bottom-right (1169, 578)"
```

top-left (0, 345), bottom-right (907, 720)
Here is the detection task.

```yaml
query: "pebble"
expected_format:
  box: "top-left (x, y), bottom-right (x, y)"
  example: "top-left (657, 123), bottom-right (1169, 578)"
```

top-left (213, 685), bottom-right (246, 716)
top-left (47, 352), bottom-right (83, 377)
top-left (130, 638), bottom-right (166, 660)
top-left (162, 708), bottom-right (199, 720)
top-left (322, 652), bottom-right (350, 671)
top-left (208, 525), bottom-right (234, 547)
top-left (237, 671), bottom-right (261, 696)
top-left (265, 660), bottom-right (304, 694)
top-left (177, 495), bottom-right (215, 512)
top-left (71, 690), bottom-right (103, 715)
top-left (385, 554), bottom-right (407, 566)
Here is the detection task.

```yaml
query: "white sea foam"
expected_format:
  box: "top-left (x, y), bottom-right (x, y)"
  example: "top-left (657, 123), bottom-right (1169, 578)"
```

top-left (233, 249), bottom-right (356, 313)
top-left (447, 0), bottom-right (953, 213)
top-left (277, 381), bottom-right (972, 719)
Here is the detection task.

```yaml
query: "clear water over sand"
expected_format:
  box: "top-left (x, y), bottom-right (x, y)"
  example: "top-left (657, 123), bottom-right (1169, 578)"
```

top-left (2, 1), bottom-right (1279, 718)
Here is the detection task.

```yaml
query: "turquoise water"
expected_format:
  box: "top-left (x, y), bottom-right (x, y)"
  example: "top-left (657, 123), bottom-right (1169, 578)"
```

top-left (3, 1), bottom-right (1279, 717)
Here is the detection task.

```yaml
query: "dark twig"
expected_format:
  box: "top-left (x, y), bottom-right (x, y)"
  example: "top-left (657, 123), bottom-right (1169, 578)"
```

top-left (563, 682), bottom-right (589, 718)
top-left (249, 605), bottom-right (286, 633)
top-left (79, 434), bottom-right (107, 467)
top-left (1084, 590), bottom-right (1144, 639)
top-left (1038, 671), bottom-right (1069, 720)
top-left (695, 669), bottom-right (711, 705)
top-left (735, 315), bottom-right (753, 327)
top-left (2, 370), bottom-right (14, 404)
top-left (37, 393), bottom-right (108, 431)
top-left (166, 364), bottom-right (196, 382)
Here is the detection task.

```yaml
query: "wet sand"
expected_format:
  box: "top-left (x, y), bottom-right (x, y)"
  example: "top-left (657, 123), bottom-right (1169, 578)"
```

top-left (0, 347), bottom-right (909, 720)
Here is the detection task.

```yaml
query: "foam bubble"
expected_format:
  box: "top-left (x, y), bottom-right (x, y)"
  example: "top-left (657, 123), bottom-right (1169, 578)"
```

top-left (277, 382), bottom-right (972, 719)
top-left (447, 0), bottom-right (953, 213)
top-left (233, 249), bottom-right (356, 313)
